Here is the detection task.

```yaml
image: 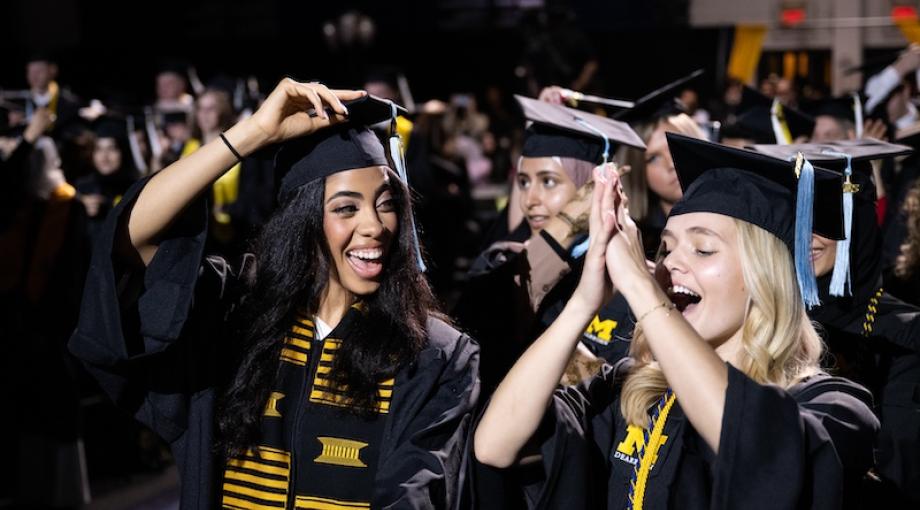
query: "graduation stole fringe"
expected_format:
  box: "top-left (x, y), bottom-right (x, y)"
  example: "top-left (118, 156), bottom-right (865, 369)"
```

top-left (627, 389), bottom-right (677, 510)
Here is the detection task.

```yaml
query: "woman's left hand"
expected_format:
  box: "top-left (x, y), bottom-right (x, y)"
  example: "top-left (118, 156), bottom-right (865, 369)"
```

top-left (570, 163), bottom-right (621, 312)
top-left (604, 181), bottom-right (652, 294)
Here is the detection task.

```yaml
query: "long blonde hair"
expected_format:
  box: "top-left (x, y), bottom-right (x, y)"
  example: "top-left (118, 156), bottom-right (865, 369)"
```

top-left (618, 113), bottom-right (706, 222)
top-left (620, 219), bottom-right (824, 426)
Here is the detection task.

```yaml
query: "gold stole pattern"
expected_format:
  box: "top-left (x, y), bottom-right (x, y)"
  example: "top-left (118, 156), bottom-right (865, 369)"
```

top-left (223, 309), bottom-right (390, 509)
top-left (222, 447), bottom-right (291, 509)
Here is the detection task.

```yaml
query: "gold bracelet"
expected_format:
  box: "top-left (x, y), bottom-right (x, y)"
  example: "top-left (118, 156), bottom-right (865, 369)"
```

top-left (636, 301), bottom-right (676, 324)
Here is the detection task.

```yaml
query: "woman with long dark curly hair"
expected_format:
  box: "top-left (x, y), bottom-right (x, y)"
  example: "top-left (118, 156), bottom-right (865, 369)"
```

top-left (69, 80), bottom-right (479, 510)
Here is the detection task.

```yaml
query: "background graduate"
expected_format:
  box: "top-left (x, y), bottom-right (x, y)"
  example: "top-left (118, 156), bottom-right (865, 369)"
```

top-left (68, 79), bottom-right (479, 509)
top-left (750, 140), bottom-right (920, 507)
top-left (474, 134), bottom-right (879, 509)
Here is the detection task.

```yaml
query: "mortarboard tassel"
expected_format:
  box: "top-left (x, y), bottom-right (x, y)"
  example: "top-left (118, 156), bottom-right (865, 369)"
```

top-left (794, 154), bottom-right (821, 308)
top-left (388, 103), bottom-right (426, 272)
top-left (852, 93), bottom-right (864, 139)
top-left (771, 99), bottom-right (794, 145)
top-left (569, 115), bottom-right (612, 259)
top-left (828, 152), bottom-right (854, 297)
top-left (573, 115), bottom-right (611, 164)
top-left (125, 115), bottom-right (149, 174)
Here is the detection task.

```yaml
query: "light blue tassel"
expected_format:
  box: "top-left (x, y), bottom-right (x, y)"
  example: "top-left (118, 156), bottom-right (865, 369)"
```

top-left (828, 153), bottom-right (853, 297)
top-left (573, 116), bottom-right (610, 164)
top-left (571, 236), bottom-right (590, 259)
top-left (795, 157), bottom-right (820, 308)
top-left (388, 103), bottom-right (426, 271)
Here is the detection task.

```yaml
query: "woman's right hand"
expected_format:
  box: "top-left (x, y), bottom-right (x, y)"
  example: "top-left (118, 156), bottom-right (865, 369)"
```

top-left (571, 163), bottom-right (623, 312)
top-left (247, 79), bottom-right (367, 146)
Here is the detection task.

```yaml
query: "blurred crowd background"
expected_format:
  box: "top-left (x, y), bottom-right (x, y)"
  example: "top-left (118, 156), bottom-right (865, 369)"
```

top-left (5, 0), bottom-right (920, 508)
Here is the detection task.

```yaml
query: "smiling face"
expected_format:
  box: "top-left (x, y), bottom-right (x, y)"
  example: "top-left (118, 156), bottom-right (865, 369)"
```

top-left (516, 156), bottom-right (577, 232)
top-left (323, 166), bottom-right (399, 298)
top-left (811, 233), bottom-right (838, 278)
top-left (658, 212), bottom-right (748, 346)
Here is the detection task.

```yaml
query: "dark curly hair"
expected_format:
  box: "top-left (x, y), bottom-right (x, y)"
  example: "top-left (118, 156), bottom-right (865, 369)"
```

top-left (216, 168), bottom-right (441, 457)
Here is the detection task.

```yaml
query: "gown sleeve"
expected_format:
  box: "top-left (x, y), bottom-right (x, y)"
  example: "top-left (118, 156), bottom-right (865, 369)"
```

top-left (711, 364), bottom-right (880, 510)
top-left (68, 176), bottom-right (241, 443)
top-left (374, 319), bottom-right (481, 510)
top-left (531, 360), bottom-right (629, 509)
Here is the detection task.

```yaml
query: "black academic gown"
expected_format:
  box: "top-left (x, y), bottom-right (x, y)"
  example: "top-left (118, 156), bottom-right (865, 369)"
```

top-left (809, 173), bottom-right (920, 505)
top-left (534, 360), bottom-right (879, 510)
top-left (68, 178), bottom-right (480, 510)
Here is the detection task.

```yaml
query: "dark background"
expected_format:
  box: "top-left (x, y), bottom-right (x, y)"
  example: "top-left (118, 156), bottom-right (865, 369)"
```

top-left (1, 0), bottom-right (721, 106)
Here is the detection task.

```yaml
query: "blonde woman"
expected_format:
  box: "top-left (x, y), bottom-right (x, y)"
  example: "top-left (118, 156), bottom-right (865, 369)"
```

top-left (475, 134), bottom-right (878, 509)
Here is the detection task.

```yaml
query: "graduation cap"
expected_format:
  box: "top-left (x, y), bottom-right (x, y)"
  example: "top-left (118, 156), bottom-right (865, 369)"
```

top-left (613, 69), bottom-right (704, 125)
top-left (895, 121), bottom-right (920, 149)
top-left (516, 94), bottom-right (646, 165)
top-left (747, 139), bottom-right (913, 297)
top-left (161, 109), bottom-right (190, 126)
top-left (92, 116), bottom-right (130, 140)
top-left (802, 93), bottom-right (868, 135)
top-left (729, 86), bottom-right (816, 144)
top-left (274, 94), bottom-right (424, 269)
top-left (667, 132), bottom-right (844, 307)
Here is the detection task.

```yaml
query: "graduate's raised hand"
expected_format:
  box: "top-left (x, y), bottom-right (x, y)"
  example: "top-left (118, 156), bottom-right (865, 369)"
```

top-left (571, 163), bottom-right (622, 312)
top-left (604, 178), bottom-right (650, 293)
top-left (248, 79), bottom-right (365, 145)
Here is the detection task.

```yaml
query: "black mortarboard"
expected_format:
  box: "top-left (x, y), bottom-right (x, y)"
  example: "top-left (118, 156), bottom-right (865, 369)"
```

top-left (667, 133), bottom-right (844, 307)
top-left (801, 95), bottom-right (857, 121)
top-left (161, 110), bottom-right (190, 125)
top-left (747, 139), bottom-right (913, 297)
top-left (92, 117), bottom-right (129, 140)
top-left (516, 95), bottom-right (646, 164)
top-left (274, 94), bottom-right (407, 201)
top-left (895, 122), bottom-right (920, 149)
top-left (731, 86), bottom-right (816, 143)
top-left (613, 69), bottom-right (704, 125)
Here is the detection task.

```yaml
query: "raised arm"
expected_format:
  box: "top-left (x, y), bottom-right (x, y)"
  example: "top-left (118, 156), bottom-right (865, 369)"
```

top-left (124, 80), bottom-right (365, 264)
top-left (474, 164), bottom-right (621, 468)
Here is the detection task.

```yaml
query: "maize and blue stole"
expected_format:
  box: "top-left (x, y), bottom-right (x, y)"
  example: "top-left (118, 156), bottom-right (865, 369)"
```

top-left (626, 389), bottom-right (677, 510)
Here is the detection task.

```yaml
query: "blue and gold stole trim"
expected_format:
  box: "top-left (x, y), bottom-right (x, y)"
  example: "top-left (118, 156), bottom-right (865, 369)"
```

top-left (627, 389), bottom-right (677, 510)
top-left (222, 446), bottom-right (291, 509)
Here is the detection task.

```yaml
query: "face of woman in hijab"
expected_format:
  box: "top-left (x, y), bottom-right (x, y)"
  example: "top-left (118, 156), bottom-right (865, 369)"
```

top-left (516, 156), bottom-right (577, 232)
top-left (323, 166), bottom-right (399, 297)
